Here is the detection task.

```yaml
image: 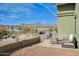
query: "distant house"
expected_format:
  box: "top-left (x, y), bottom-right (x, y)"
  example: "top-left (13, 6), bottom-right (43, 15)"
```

top-left (57, 3), bottom-right (79, 48)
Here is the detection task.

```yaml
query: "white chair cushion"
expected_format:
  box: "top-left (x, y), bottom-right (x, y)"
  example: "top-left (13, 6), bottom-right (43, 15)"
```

top-left (69, 34), bottom-right (74, 41)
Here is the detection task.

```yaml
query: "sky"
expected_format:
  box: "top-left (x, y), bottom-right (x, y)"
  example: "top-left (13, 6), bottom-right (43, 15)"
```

top-left (0, 3), bottom-right (58, 25)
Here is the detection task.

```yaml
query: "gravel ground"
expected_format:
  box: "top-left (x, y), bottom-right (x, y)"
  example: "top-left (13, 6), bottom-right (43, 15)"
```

top-left (10, 45), bottom-right (79, 56)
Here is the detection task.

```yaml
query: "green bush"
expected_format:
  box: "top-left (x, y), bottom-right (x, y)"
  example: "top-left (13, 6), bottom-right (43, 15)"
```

top-left (0, 27), bottom-right (8, 39)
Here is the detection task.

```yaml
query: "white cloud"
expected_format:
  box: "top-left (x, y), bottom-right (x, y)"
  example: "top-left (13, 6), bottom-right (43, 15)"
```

top-left (0, 13), bottom-right (20, 20)
top-left (11, 8), bottom-right (31, 13)
top-left (7, 14), bottom-right (20, 19)
top-left (26, 3), bottom-right (37, 9)
top-left (39, 3), bottom-right (56, 16)
top-left (0, 4), bottom-right (33, 14)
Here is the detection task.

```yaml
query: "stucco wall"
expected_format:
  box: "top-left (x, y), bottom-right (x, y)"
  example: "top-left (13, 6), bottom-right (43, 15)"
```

top-left (58, 14), bottom-right (75, 39)
top-left (57, 3), bottom-right (79, 48)
top-left (75, 4), bottom-right (79, 48)
top-left (0, 42), bottom-right (21, 53)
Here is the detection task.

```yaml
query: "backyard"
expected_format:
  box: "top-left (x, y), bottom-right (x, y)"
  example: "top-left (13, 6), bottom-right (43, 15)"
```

top-left (0, 3), bottom-right (79, 56)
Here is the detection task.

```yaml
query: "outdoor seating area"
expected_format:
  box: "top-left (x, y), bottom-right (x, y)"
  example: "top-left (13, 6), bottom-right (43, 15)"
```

top-left (48, 33), bottom-right (78, 49)
top-left (36, 27), bottom-right (78, 49)
top-left (61, 35), bottom-right (77, 49)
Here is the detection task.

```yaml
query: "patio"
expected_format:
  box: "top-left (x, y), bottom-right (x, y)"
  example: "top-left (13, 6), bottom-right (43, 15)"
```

top-left (10, 39), bottom-right (79, 56)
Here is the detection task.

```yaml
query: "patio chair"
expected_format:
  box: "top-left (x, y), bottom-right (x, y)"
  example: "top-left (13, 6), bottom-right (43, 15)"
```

top-left (61, 34), bottom-right (77, 49)
top-left (49, 31), bottom-right (58, 44)
top-left (50, 36), bottom-right (58, 44)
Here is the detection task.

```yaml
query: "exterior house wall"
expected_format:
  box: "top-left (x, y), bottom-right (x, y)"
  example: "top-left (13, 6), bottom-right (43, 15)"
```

top-left (58, 15), bottom-right (75, 39)
top-left (75, 4), bottom-right (79, 48)
top-left (57, 3), bottom-right (79, 48)
top-left (57, 3), bottom-right (76, 39)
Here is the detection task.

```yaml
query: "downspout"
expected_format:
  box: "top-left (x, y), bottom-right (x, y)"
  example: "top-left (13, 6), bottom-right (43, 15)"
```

top-left (75, 15), bottom-right (76, 35)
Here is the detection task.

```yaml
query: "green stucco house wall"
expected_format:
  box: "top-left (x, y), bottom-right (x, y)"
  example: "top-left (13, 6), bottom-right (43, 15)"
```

top-left (57, 3), bottom-right (79, 48)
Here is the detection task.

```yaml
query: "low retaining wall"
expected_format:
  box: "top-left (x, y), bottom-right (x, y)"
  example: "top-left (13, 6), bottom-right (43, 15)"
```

top-left (21, 36), bottom-right (40, 47)
top-left (0, 42), bottom-right (21, 53)
top-left (0, 36), bottom-right (40, 53)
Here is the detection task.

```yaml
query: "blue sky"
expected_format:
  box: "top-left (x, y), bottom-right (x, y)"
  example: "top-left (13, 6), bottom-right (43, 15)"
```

top-left (0, 3), bottom-right (58, 25)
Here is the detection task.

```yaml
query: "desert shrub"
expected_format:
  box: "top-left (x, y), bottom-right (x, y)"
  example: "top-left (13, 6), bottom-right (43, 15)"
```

top-left (21, 27), bottom-right (31, 34)
top-left (0, 27), bottom-right (8, 39)
top-left (31, 27), bottom-right (37, 33)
